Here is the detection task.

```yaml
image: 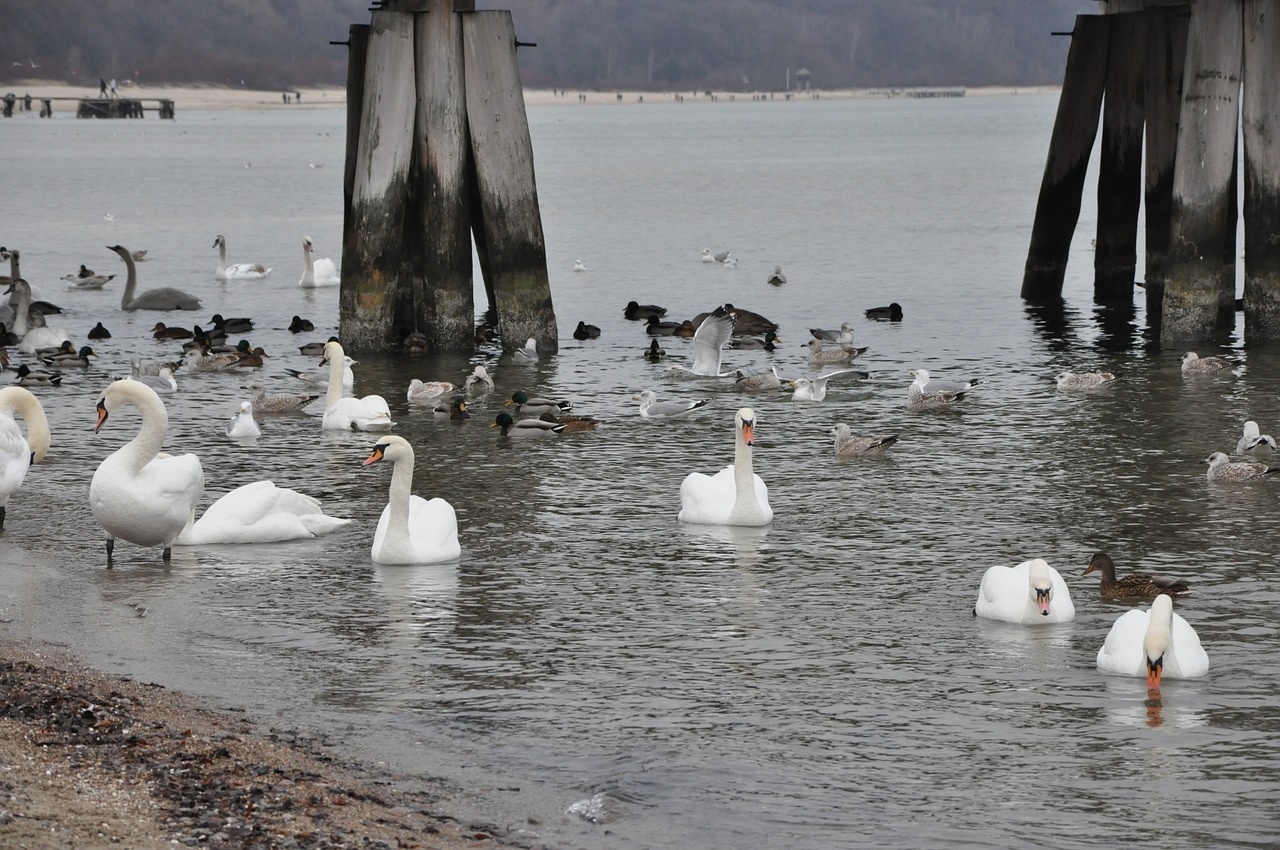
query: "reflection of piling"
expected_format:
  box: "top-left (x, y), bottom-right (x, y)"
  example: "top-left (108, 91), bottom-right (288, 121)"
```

top-left (1242, 0), bottom-right (1280, 344)
top-left (338, 0), bottom-right (556, 355)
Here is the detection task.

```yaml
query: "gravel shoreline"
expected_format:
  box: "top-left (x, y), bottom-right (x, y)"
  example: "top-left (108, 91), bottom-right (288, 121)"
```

top-left (0, 639), bottom-right (522, 850)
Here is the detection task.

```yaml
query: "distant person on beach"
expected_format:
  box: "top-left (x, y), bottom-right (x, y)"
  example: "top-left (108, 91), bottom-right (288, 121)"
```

top-left (283, 92), bottom-right (289, 104)
top-left (109, 78), bottom-right (117, 97)
top-left (100, 78), bottom-right (108, 97)
top-left (295, 91), bottom-right (301, 103)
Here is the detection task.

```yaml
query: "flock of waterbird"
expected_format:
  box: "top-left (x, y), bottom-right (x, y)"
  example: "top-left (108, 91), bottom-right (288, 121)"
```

top-left (0, 239), bottom-right (1268, 694)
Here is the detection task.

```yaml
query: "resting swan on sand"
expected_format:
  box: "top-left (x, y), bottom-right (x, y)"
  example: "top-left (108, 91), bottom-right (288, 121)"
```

top-left (175, 480), bottom-right (350, 545)
top-left (299, 236), bottom-right (340, 288)
top-left (108, 245), bottom-right (202, 311)
top-left (0, 386), bottom-right (50, 530)
top-left (678, 407), bottom-right (772, 527)
top-left (320, 340), bottom-right (393, 431)
top-left (363, 435), bottom-right (460, 564)
top-left (90, 380), bottom-right (205, 564)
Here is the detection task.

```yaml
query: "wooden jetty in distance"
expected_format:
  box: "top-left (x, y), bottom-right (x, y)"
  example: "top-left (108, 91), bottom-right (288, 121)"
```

top-left (1022, 0), bottom-right (1280, 347)
top-left (0, 94), bottom-right (174, 119)
top-left (336, 0), bottom-right (557, 355)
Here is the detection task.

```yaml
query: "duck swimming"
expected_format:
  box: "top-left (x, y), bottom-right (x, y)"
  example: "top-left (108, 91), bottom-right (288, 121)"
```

top-left (1082, 552), bottom-right (1191, 598)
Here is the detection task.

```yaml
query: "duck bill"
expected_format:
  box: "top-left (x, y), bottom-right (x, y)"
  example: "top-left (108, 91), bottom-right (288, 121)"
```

top-left (361, 445), bottom-right (385, 466)
top-left (1035, 588), bottom-right (1051, 615)
top-left (94, 400), bottom-right (108, 433)
top-left (1080, 564), bottom-right (1097, 577)
top-left (1146, 657), bottom-right (1163, 691)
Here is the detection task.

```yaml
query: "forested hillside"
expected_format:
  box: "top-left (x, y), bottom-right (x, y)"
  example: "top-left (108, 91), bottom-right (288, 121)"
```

top-left (0, 0), bottom-right (1093, 91)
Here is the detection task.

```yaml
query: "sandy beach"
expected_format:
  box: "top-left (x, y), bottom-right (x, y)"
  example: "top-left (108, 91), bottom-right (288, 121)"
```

top-left (1, 79), bottom-right (1058, 114)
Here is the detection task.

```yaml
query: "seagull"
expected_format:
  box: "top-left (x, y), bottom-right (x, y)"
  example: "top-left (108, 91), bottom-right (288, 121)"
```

top-left (714, 250), bottom-right (731, 264)
top-left (1204, 451), bottom-right (1279, 481)
top-left (1237, 421), bottom-right (1278, 453)
top-left (907, 368), bottom-right (976, 409)
top-left (831, 424), bottom-right (898, 458)
top-left (809, 323), bottom-right (855, 346)
top-left (670, 306), bottom-right (735, 377)
top-left (634, 389), bottom-right (710, 419)
top-left (734, 366), bottom-right (784, 392)
top-left (226, 402), bottom-right (262, 439)
top-left (102, 214), bottom-right (116, 222)
top-left (1055, 371), bottom-right (1117, 391)
top-left (463, 365), bottom-right (495, 392)
top-left (1181, 351), bottom-right (1232, 375)
top-left (805, 339), bottom-right (867, 364)
top-left (512, 337), bottom-right (538, 363)
top-left (573, 259), bottom-right (587, 272)
top-left (700, 248), bottom-right (715, 263)
top-left (789, 367), bottom-right (868, 402)
top-left (766, 265), bottom-right (787, 286)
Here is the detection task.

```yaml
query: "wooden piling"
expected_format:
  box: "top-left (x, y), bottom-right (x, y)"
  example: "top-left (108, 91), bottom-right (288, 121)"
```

top-left (340, 11), bottom-right (418, 352)
top-left (412, 7), bottom-right (474, 352)
top-left (341, 23), bottom-right (370, 263)
top-left (1161, 0), bottom-right (1242, 345)
top-left (1021, 15), bottom-right (1110, 301)
top-left (462, 11), bottom-right (558, 355)
top-left (1140, 6), bottom-right (1190, 325)
top-left (1241, 0), bottom-right (1280, 345)
top-left (1094, 11), bottom-right (1146, 303)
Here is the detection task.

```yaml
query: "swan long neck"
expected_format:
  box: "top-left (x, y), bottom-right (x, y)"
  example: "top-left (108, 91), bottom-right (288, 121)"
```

top-left (0, 387), bottom-right (50, 461)
top-left (10, 250), bottom-right (19, 280)
top-left (733, 423), bottom-right (756, 506)
top-left (118, 249), bottom-right (138, 309)
top-left (118, 389), bottom-right (168, 473)
top-left (216, 238), bottom-right (227, 270)
top-left (1144, 597), bottom-right (1174, 665)
top-left (386, 450), bottom-right (415, 547)
top-left (325, 349), bottom-right (346, 411)
top-left (303, 241), bottom-right (314, 274)
top-left (10, 282), bottom-right (30, 337)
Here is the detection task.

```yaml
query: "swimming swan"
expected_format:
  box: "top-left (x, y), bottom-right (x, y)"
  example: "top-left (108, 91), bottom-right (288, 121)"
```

top-left (0, 386), bottom-right (51, 530)
top-left (320, 340), bottom-right (394, 431)
top-left (6, 279), bottom-right (70, 354)
top-left (90, 380), bottom-right (205, 563)
top-left (299, 235), bottom-right (340, 288)
top-left (974, 558), bottom-right (1075, 624)
top-left (363, 435), bottom-right (460, 564)
top-left (108, 245), bottom-right (202, 311)
top-left (175, 480), bottom-right (350, 545)
top-left (213, 234), bottom-right (270, 280)
top-left (678, 407), bottom-right (773, 526)
top-left (1096, 594), bottom-right (1209, 690)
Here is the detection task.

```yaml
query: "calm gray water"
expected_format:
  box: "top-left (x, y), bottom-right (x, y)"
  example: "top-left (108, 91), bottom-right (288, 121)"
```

top-left (2, 95), bottom-right (1279, 849)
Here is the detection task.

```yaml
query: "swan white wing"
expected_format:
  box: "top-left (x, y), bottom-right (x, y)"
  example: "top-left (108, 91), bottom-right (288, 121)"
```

top-left (177, 480), bottom-right (349, 544)
top-left (690, 312), bottom-right (734, 376)
top-left (975, 565), bottom-right (1028, 622)
top-left (0, 415), bottom-right (31, 506)
top-left (372, 494), bottom-right (460, 565)
top-left (677, 465), bottom-right (736, 525)
top-left (323, 396), bottom-right (395, 431)
top-left (18, 326), bottom-right (70, 355)
top-left (1166, 613), bottom-right (1210, 678)
top-left (1097, 609), bottom-right (1152, 676)
top-left (225, 263), bottom-right (271, 279)
top-left (90, 452), bottom-right (204, 547)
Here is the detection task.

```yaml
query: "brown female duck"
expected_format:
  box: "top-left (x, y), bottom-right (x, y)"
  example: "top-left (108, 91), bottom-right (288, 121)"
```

top-left (1081, 552), bottom-right (1191, 598)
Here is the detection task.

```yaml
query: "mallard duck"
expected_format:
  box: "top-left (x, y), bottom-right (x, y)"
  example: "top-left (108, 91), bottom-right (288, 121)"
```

top-left (87, 322), bottom-right (111, 340)
top-left (730, 329), bottom-right (781, 351)
top-left (289, 315), bottom-right (315, 334)
top-left (14, 364), bottom-right (62, 387)
top-left (643, 339), bottom-right (667, 361)
top-left (864, 302), bottom-right (903, 321)
top-left (624, 301), bottom-right (667, 320)
top-left (33, 340), bottom-right (74, 359)
top-left (152, 322), bottom-right (193, 340)
top-left (645, 315), bottom-right (682, 336)
top-left (722, 304), bottom-right (777, 336)
top-left (539, 412), bottom-right (599, 432)
top-left (507, 389), bottom-right (571, 415)
top-left (233, 342), bottom-right (269, 368)
top-left (42, 345), bottom-right (97, 367)
top-left (490, 412), bottom-right (564, 437)
top-left (573, 320), bottom-right (601, 340)
top-left (210, 313), bottom-right (253, 334)
top-left (299, 336), bottom-right (338, 356)
top-left (432, 395), bottom-right (470, 421)
top-left (1081, 552), bottom-right (1191, 599)
top-left (831, 425), bottom-right (897, 458)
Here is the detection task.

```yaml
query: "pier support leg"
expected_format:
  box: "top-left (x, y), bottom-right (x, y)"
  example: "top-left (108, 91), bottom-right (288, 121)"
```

top-left (1162, 0), bottom-right (1242, 345)
top-left (340, 11), bottom-right (417, 352)
top-left (463, 11), bottom-right (558, 356)
top-left (1094, 11), bottom-right (1146, 303)
top-left (1242, 0), bottom-right (1280, 345)
top-left (1021, 15), bottom-right (1110, 301)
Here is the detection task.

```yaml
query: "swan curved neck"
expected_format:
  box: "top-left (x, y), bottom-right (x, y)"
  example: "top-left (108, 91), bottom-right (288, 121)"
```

top-left (732, 429), bottom-right (757, 511)
top-left (0, 387), bottom-right (49, 461)
top-left (118, 250), bottom-right (138, 309)
top-left (10, 282), bottom-right (30, 336)
top-left (303, 242), bottom-right (315, 274)
top-left (117, 389), bottom-right (168, 472)
top-left (384, 452), bottom-right (415, 552)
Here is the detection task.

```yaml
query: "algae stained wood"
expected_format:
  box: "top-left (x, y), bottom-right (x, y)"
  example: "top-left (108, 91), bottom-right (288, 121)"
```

top-left (1242, 0), bottom-right (1280, 345)
top-left (341, 24), bottom-right (370, 262)
top-left (412, 8), bottom-right (474, 353)
top-left (463, 10), bottom-right (557, 355)
top-left (1021, 15), bottom-right (1110, 301)
top-left (341, 10), bottom-right (417, 353)
top-left (1162, 0), bottom-right (1243, 345)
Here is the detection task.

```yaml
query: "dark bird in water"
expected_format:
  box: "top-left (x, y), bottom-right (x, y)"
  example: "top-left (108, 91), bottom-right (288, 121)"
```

top-left (865, 302), bottom-right (903, 321)
top-left (624, 301), bottom-right (667, 320)
top-left (645, 315), bottom-right (682, 336)
top-left (152, 322), bottom-right (193, 340)
top-left (573, 320), bottom-right (601, 340)
top-left (643, 339), bottom-right (667, 361)
top-left (540, 411), bottom-right (600, 432)
top-left (289, 315), bottom-right (315, 333)
top-left (1081, 551), bottom-right (1192, 599)
top-left (87, 321), bottom-right (112, 340)
top-left (210, 313), bottom-right (253, 334)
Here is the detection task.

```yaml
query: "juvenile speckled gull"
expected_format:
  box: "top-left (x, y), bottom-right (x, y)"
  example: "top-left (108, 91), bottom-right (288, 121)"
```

top-left (1181, 351), bottom-right (1232, 374)
top-left (805, 338), bottom-right (867, 364)
top-left (1204, 451), bottom-right (1279, 481)
top-left (1055, 371), bottom-right (1117, 391)
top-left (831, 424), bottom-right (898, 457)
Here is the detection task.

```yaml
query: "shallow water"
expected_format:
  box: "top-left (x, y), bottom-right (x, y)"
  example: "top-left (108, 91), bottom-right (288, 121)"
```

top-left (2, 96), bottom-right (1279, 849)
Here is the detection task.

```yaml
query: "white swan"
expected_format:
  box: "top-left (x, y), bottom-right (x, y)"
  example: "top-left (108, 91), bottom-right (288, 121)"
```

top-left (213, 234), bottom-right (270, 281)
top-left (226, 402), bottom-right (261, 438)
top-left (1097, 594), bottom-right (1209, 690)
top-left (678, 407), bottom-right (772, 527)
top-left (974, 558), bottom-right (1075, 624)
top-left (175, 480), bottom-right (350, 545)
top-left (320, 340), bottom-right (394, 431)
top-left (299, 235), bottom-right (340, 287)
top-left (7, 279), bottom-right (71, 354)
top-left (90, 380), bottom-right (205, 563)
top-left (108, 244), bottom-right (202, 311)
top-left (363, 435), bottom-right (460, 565)
top-left (0, 386), bottom-right (50, 530)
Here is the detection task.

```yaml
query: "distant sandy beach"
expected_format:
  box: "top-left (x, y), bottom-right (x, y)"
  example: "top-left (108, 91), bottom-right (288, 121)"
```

top-left (3, 79), bottom-right (1058, 114)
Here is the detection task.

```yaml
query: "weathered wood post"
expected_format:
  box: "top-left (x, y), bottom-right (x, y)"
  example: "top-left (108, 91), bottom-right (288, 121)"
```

top-left (337, 0), bottom-right (556, 355)
top-left (1161, 0), bottom-right (1242, 344)
top-left (1020, 15), bottom-right (1109, 300)
top-left (1094, 12), bottom-right (1146, 303)
top-left (340, 24), bottom-right (370, 265)
top-left (1241, 0), bottom-right (1280, 344)
top-left (341, 10), bottom-right (417, 352)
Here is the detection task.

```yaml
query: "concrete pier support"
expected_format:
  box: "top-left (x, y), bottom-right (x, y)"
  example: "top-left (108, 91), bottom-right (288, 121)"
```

top-left (1241, 0), bottom-right (1280, 344)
